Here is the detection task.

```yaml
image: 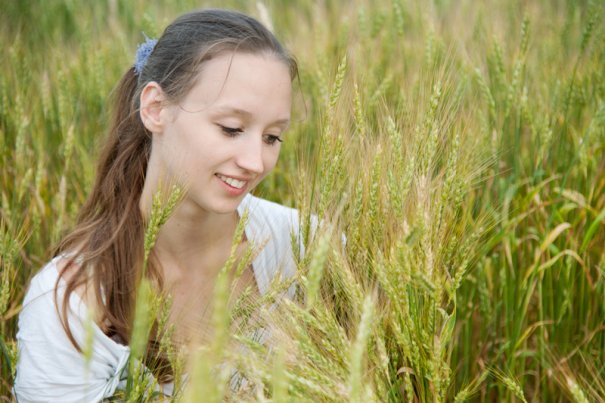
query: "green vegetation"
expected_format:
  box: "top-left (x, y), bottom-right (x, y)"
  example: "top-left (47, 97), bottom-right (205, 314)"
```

top-left (1, 0), bottom-right (604, 401)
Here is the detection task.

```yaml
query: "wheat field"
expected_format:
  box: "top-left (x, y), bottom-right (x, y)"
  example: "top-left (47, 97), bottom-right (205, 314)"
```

top-left (1, 0), bottom-right (604, 401)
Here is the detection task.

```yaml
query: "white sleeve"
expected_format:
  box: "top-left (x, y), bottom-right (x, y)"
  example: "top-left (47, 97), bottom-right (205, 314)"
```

top-left (13, 260), bottom-right (130, 402)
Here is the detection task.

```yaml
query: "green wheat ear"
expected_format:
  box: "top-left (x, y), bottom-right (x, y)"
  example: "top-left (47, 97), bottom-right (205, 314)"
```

top-left (566, 377), bottom-right (590, 403)
top-left (143, 183), bottom-right (184, 271)
top-left (348, 296), bottom-right (375, 402)
top-left (304, 227), bottom-right (332, 309)
top-left (125, 183), bottom-right (183, 397)
top-left (271, 344), bottom-right (288, 402)
top-left (491, 369), bottom-right (528, 403)
top-left (454, 370), bottom-right (490, 402)
top-left (213, 208), bottom-right (248, 350)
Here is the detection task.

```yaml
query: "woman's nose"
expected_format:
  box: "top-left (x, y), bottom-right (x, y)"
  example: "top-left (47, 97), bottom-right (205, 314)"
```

top-left (235, 136), bottom-right (264, 174)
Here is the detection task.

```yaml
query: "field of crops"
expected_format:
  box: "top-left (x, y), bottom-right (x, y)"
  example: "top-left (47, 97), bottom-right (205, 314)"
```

top-left (1, 0), bottom-right (604, 401)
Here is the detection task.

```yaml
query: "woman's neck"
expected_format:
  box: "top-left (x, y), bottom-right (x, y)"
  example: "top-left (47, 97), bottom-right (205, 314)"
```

top-left (151, 199), bottom-right (240, 271)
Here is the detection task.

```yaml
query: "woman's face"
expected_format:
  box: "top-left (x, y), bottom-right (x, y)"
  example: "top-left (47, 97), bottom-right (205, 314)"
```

top-left (151, 51), bottom-right (292, 215)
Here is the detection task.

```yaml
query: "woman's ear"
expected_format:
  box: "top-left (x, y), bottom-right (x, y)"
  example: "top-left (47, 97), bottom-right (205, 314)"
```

top-left (140, 81), bottom-right (166, 133)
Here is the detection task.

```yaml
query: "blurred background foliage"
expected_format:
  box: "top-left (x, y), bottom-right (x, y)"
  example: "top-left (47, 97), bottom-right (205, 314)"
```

top-left (1, 0), bottom-right (604, 401)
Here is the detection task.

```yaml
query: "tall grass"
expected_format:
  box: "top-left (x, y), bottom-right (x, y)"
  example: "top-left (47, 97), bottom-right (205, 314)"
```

top-left (1, 0), bottom-right (604, 401)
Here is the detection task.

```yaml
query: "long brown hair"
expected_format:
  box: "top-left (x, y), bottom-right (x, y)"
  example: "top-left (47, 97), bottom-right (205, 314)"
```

top-left (55, 8), bottom-right (297, 378)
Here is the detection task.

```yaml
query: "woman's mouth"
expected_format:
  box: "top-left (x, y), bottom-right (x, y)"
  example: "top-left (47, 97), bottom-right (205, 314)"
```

top-left (216, 174), bottom-right (248, 189)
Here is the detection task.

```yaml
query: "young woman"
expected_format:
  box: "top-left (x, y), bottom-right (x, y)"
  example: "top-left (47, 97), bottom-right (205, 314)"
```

top-left (14, 9), bottom-right (301, 401)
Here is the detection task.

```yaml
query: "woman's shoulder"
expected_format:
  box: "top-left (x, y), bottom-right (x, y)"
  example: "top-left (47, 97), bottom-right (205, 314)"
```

top-left (239, 194), bottom-right (299, 221)
top-left (238, 194), bottom-right (302, 239)
top-left (22, 254), bottom-right (87, 306)
top-left (19, 255), bottom-right (93, 338)
top-left (22, 256), bottom-right (64, 305)
top-left (238, 193), bottom-right (321, 244)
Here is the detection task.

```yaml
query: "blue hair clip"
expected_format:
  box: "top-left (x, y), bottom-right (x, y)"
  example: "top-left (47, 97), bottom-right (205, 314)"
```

top-left (134, 36), bottom-right (158, 76)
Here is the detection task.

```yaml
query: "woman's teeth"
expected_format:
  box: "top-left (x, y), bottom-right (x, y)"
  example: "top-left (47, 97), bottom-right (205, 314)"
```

top-left (217, 174), bottom-right (247, 189)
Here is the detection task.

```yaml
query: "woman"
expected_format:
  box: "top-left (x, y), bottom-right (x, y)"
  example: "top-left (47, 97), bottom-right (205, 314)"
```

top-left (14, 8), bottom-right (301, 401)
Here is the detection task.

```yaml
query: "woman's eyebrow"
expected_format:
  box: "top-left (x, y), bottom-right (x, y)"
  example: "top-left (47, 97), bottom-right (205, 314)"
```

top-left (273, 118), bottom-right (291, 129)
top-left (213, 106), bottom-right (290, 127)
top-left (214, 106), bottom-right (253, 118)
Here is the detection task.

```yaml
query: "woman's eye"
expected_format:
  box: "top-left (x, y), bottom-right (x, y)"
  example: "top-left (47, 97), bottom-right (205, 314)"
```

top-left (219, 125), bottom-right (243, 137)
top-left (264, 135), bottom-right (283, 146)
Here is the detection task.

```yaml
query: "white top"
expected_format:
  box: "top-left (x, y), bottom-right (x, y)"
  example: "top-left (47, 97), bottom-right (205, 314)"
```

top-left (13, 194), bottom-right (303, 402)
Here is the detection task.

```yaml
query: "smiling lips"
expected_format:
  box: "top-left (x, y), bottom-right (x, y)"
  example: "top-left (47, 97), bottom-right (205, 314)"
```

top-left (216, 173), bottom-right (249, 190)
